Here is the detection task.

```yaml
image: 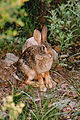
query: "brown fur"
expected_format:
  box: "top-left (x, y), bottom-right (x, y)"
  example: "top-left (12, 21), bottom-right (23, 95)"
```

top-left (16, 26), bottom-right (54, 91)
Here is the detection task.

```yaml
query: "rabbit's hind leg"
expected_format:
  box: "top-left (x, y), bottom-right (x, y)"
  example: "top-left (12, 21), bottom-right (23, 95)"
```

top-left (44, 71), bottom-right (52, 89)
top-left (37, 74), bottom-right (47, 92)
top-left (24, 69), bottom-right (36, 85)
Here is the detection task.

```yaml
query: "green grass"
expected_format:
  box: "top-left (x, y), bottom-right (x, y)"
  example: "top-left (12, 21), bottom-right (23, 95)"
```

top-left (0, 81), bottom-right (61, 120)
top-left (14, 88), bottom-right (60, 120)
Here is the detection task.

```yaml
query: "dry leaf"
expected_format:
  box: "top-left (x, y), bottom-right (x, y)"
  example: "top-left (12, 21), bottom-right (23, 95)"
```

top-left (54, 45), bottom-right (61, 53)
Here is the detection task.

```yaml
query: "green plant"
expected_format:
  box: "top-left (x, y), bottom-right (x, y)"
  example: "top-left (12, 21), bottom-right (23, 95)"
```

top-left (13, 90), bottom-right (60, 120)
top-left (0, 95), bottom-right (25, 120)
top-left (46, 0), bottom-right (80, 51)
top-left (0, 0), bottom-right (29, 55)
top-left (0, 0), bottom-right (29, 38)
top-left (22, 0), bottom-right (41, 38)
top-left (0, 0), bottom-right (41, 55)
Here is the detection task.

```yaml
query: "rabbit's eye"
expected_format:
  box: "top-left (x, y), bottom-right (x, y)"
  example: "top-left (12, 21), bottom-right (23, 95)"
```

top-left (41, 45), bottom-right (45, 51)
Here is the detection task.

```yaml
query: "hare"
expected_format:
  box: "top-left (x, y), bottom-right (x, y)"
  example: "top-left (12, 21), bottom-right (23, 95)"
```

top-left (22, 27), bottom-right (58, 62)
top-left (15, 26), bottom-right (57, 91)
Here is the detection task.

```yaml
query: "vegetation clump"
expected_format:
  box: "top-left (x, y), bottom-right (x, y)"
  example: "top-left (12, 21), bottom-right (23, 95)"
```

top-left (47, 0), bottom-right (80, 51)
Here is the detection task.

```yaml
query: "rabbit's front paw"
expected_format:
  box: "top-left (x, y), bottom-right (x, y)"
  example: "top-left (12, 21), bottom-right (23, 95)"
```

top-left (45, 72), bottom-right (53, 89)
top-left (40, 85), bottom-right (47, 92)
top-left (38, 74), bottom-right (47, 92)
top-left (46, 81), bottom-right (52, 89)
top-left (25, 80), bottom-right (35, 85)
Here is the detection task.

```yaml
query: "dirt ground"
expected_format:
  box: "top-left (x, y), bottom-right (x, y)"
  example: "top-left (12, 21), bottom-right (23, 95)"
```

top-left (0, 55), bottom-right (80, 119)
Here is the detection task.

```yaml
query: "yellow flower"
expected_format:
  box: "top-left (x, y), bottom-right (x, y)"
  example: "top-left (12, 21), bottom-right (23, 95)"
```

top-left (3, 98), bottom-right (6, 103)
top-left (13, 30), bottom-right (17, 36)
top-left (19, 103), bottom-right (25, 108)
top-left (10, 103), bottom-right (15, 110)
top-left (6, 95), bottom-right (13, 102)
top-left (2, 106), bottom-right (6, 111)
top-left (16, 105), bottom-right (22, 114)
top-left (24, 12), bottom-right (28, 16)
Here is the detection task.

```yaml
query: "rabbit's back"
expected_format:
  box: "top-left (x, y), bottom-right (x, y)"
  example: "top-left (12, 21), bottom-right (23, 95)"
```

top-left (21, 45), bottom-right (39, 69)
top-left (22, 37), bottom-right (38, 53)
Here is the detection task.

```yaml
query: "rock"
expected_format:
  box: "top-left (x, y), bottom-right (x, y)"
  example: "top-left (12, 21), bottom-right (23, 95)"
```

top-left (4, 53), bottom-right (19, 66)
top-left (59, 63), bottom-right (68, 67)
top-left (60, 54), bottom-right (69, 59)
top-left (63, 105), bottom-right (72, 113)
top-left (61, 83), bottom-right (68, 89)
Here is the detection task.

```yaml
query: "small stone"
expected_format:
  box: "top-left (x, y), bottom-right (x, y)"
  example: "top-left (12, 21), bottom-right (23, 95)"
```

top-left (4, 53), bottom-right (19, 66)
top-left (60, 54), bottom-right (69, 59)
top-left (59, 63), bottom-right (68, 67)
top-left (63, 105), bottom-right (72, 113)
top-left (61, 83), bottom-right (68, 89)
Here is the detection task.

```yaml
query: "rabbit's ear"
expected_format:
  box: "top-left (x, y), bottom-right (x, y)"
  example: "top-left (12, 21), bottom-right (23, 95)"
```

top-left (33, 29), bottom-right (41, 45)
top-left (42, 26), bottom-right (48, 42)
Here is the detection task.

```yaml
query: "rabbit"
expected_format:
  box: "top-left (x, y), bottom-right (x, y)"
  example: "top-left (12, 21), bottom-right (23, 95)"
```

top-left (22, 27), bottom-right (58, 62)
top-left (15, 26), bottom-right (56, 91)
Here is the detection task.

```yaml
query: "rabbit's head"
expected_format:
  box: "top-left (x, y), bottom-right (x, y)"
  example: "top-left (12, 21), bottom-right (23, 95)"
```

top-left (33, 26), bottom-right (54, 73)
top-left (22, 26), bottom-right (58, 62)
top-left (33, 26), bottom-right (53, 59)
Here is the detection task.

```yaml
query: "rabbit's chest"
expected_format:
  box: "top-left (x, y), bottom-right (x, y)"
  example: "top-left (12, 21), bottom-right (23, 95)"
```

top-left (36, 57), bottom-right (53, 73)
